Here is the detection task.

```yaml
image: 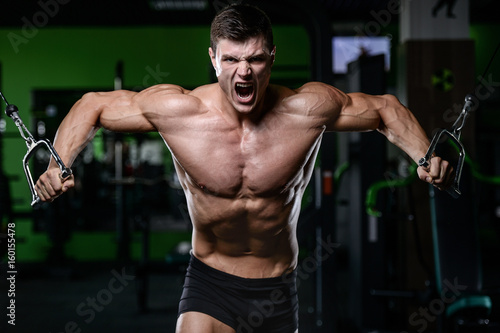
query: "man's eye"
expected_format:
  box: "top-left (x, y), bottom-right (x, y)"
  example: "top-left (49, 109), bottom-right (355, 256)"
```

top-left (249, 57), bottom-right (264, 63)
top-left (225, 58), bottom-right (236, 62)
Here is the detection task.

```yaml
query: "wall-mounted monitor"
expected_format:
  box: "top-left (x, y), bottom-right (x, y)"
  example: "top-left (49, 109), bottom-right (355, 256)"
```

top-left (332, 36), bottom-right (391, 74)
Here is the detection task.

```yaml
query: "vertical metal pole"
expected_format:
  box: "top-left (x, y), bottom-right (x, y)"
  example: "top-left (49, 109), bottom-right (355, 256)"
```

top-left (114, 61), bottom-right (129, 262)
top-left (0, 62), bottom-right (3, 167)
top-left (314, 167), bottom-right (323, 327)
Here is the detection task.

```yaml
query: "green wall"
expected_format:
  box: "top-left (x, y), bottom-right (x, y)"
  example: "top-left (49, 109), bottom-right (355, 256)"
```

top-left (0, 25), bottom-right (310, 262)
top-left (470, 24), bottom-right (500, 92)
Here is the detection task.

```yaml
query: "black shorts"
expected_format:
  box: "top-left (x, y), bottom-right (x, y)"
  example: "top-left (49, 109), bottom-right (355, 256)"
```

top-left (178, 254), bottom-right (299, 333)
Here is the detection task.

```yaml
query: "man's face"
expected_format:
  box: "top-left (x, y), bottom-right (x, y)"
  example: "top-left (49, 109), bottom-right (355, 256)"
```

top-left (209, 36), bottom-right (275, 115)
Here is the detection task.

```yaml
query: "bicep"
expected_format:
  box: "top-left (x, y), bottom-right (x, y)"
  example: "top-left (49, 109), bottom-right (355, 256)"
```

top-left (95, 84), bottom-right (189, 133)
top-left (326, 92), bottom-right (384, 132)
top-left (95, 90), bottom-right (156, 133)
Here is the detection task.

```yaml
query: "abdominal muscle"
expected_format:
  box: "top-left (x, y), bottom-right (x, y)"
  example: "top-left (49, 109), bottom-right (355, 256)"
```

top-left (184, 184), bottom-right (301, 279)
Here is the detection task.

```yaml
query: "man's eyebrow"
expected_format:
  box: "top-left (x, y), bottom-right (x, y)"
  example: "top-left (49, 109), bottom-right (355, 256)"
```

top-left (220, 51), bottom-right (268, 60)
top-left (250, 52), bottom-right (267, 58)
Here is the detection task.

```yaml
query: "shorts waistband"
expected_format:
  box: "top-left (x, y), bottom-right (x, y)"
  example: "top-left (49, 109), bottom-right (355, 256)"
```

top-left (188, 252), bottom-right (297, 287)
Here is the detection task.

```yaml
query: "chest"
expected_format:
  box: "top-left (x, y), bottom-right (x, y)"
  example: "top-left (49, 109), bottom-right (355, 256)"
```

top-left (162, 112), bottom-right (324, 197)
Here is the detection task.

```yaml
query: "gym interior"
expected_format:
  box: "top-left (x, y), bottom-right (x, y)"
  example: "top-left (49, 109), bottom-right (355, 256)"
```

top-left (1, 0), bottom-right (499, 332)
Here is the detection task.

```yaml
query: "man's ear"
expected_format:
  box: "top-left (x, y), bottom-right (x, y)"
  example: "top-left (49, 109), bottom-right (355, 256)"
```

top-left (209, 47), bottom-right (216, 68)
top-left (270, 45), bottom-right (276, 66)
top-left (209, 47), bottom-right (221, 77)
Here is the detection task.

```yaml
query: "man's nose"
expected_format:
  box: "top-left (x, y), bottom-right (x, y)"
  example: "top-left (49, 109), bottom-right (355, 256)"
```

top-left (237, 61), bottom-right (251, 76)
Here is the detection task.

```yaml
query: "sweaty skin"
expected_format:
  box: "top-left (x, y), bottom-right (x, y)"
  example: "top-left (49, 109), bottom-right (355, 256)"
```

top-left (35, 36), bottom-right (452, 331)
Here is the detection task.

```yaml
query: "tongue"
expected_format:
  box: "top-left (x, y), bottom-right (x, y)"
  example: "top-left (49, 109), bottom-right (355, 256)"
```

top-left (238, 86), bottom-right (252, 97)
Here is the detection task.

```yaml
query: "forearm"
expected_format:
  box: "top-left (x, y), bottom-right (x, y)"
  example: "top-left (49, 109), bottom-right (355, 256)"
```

top-left (49, 93), bottom-right (102, 169)
top-left (343, 93), bottom-right (453, 188)
top-left (376, 94), bottom-right (430, 163)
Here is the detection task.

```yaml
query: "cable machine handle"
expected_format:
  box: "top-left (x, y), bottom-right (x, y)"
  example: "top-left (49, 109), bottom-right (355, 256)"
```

top-left (418, 129), bottom-right (465, 199)
top-left (23, 139), bottom-right (72, 207)
top-left (2, 92), bottom-right (72, 208)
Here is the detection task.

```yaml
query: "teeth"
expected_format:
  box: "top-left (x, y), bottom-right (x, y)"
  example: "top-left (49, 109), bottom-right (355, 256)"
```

top-left (238, 93), bottom-right (252, 100)
top-left (236, 83), bottom-right (253, 87)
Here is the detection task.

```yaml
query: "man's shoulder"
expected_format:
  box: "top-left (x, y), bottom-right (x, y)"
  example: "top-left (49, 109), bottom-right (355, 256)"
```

top-left (135, 84), bottom-right (211, 119)
top-left (293, 81), bottom-right (336, 94)
top-left (188, 83), bottom-right (219, 97)
top-left (272, 82), bottom-right (326, 106)
top-left (141, 83), bottom-right (216, 98)
top-left (271, 82), bottom-right (344, 120)
top-left (146, 83), bottom-right (218, 101)
top-left (270, 82), bottom-right (337, 100)
top-left (286, 82), bottom-right (345, 107)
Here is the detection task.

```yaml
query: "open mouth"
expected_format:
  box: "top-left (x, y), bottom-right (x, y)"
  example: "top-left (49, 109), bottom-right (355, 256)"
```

top-left (235, 82), bottom-right (254, 102)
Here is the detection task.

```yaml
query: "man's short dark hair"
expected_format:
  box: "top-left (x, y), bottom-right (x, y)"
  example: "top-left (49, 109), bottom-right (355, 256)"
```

top-left (210, 4), bottom-right (274, 52)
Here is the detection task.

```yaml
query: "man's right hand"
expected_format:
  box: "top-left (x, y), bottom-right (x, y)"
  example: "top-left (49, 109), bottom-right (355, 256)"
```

top-left (35, 167), bottom-right (75, 202)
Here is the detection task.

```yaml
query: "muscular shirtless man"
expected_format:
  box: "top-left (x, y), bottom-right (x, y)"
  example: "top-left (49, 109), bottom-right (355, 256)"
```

top-left (35, 4), bottom-right (453, 333)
